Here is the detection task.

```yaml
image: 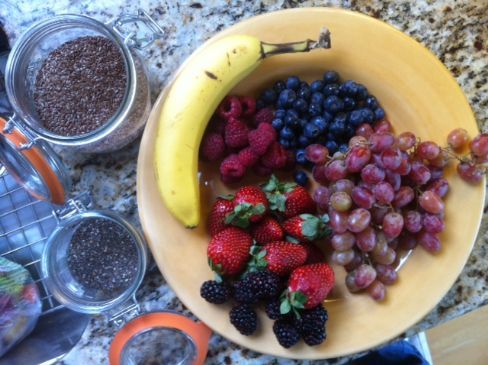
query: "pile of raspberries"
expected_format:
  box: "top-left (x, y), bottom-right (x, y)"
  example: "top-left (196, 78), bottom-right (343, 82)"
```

top-left (201, 96), bottom-right (295, 183)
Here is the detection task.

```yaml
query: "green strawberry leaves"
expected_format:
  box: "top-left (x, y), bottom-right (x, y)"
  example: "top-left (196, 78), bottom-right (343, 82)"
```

top-left (218, 193), bottom-right (235, 200)
top-left (208, 258), bottom-right (223, 277)
top-left (225, 203), bottom-right (265, 228)
top-left (244, 245), bottom-right (268, 276)
top-left (262, 175), bottom-right (296, 213)
top-left (280, 290), bottom-right (308, 319)
top-left (300, 214), bottom-right (332, 240)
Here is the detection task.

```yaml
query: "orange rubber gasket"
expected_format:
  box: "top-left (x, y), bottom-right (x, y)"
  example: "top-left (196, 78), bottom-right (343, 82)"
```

top-left (109, 312), bottom-right (212, 365)
top-left (0, 117), bottom-right (65, 204)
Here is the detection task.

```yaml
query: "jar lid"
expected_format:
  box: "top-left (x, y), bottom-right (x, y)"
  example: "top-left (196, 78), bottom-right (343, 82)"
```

top-left (110, 312), bottom-right (211, 365)
top-left (0, 116), bottom-right (70, 204)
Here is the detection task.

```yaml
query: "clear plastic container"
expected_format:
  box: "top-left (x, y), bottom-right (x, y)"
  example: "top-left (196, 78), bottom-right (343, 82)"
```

top-left (4, 10), bottom-right (162, 153)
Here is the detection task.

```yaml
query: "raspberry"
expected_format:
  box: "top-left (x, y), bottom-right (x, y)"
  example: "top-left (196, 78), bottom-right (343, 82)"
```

top-left (249, 123), bottom-right (277, 156)
top-left (200, 132), bottom-right (225, 161)
top-left (239, 96), bottom-right (256, 117)
top-left (238, 147), bottom-right (259, 167)
top-left (254, 107), bottom-right (275, 125)
top-left (252, 163), bottom-right (273, 177)
top-left (208, 117), bottom-right (226, 135)
top-left (283, 149), bottom-right (296, 170)
top-left (218, 96), bottom-right (242, 120)
top-left (261, 142), bottom-right (288, 169)
top-left (200, 280), bottom-right (230, 304)
top-left (220, 154), bottom-right (245, 184)
top-left (229, 304), bottom-right (258, 336)
top-left (224, 117), bottom-right (249, 149)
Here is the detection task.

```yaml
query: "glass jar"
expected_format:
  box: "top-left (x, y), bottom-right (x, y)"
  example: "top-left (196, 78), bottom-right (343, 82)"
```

top-left (4, 10), bottom-right (162, 153)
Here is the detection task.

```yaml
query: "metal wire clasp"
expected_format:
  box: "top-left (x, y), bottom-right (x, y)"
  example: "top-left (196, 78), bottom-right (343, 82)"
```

top-left (108, 295), bottom-right (141, 327)
top-left (108, 9), bottom-right (164, 50)
top-left (54, 193), bottom-right (93, 222)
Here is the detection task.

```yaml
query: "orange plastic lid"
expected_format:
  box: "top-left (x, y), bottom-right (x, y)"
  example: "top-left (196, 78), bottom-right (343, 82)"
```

top-left (109, 312), bottom-right (212, 365)
top-left (0, 117), bottom-right (67, 204)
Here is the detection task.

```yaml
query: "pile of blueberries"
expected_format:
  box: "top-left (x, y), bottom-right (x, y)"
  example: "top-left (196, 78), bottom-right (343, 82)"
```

top-left (257, 71), bottom-right (385, 165)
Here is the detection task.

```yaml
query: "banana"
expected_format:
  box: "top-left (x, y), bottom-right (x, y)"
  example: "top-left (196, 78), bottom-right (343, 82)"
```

top-left (155, 30), bottom-right (331, 228)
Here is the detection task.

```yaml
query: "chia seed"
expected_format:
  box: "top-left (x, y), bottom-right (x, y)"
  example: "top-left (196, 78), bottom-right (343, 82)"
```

top-left (33, 36), bottom-right (127, 136)
top-left (67, 218), bottom-right (138, 295)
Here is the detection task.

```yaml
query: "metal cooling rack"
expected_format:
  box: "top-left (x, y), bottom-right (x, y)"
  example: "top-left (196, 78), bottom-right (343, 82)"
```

top-left (0, 166), bottom-right (62, 315)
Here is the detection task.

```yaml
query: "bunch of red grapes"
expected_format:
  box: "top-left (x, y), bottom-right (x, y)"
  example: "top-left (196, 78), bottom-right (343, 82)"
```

top-left (306, 121), bottom-right (487, 301)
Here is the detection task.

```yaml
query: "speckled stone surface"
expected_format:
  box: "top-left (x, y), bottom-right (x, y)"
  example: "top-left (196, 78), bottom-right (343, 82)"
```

top-left (0, 0), bottom-right (486, 364)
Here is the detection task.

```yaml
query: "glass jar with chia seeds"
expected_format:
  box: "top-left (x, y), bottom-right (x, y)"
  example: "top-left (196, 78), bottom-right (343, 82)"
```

top-left (0, 115), bottom-right (212, 364)
top-left (4, 10), bottom-right (162, 153)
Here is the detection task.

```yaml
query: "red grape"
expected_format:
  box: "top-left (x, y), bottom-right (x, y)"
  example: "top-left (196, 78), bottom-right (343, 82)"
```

top-left (383, 212), bottom-right (404, 239)
top-left (388, 238), bottom-right (399, 250)
top-left (375, 264), bottom-right (398, 285)
top-left (372, 232), bottom-right (388, 256)
top-left (404, 210), bottom-right (422, 233)
top-left (447, 128), bottom-right (469, 150)
top-left (347, 208), bottom-right (371, 233)
top-left (429, 149), bottom-right (449, 168)
top-left (399, 232), bottom-right (418, 250)
top-left (397, 131), bottom-right (416, 151)
top-left (344, 250), bottom-right (363, 272)
top-left (409, 160), bottom-right (431, 185)
top-left (351, 186), bottom-right (376, 209)
top-left (373, 181), bottom-right (395, 205)
top-left (385, 171), bottom-right (402, 191)
top-left (305, 144), bottom-right (329, 164)
top-left (469, 134), bottom-right (488, 158)
top-left (417, 141), bottom-right (441, 160)
top-left (361, 164), bottom-right (386, 184)
top-left (324, 160), bottom-right (348, 182)
top-left (381, 147), bottom-right (402, 170)
top-left (353, 264), bottom-right (377, 289)
top-left (345, 272), bottom-right (361, 292)
top-left (423, 214), bottom-right (445, 234)
top-left (373, 247), bottom-right (396, 265)
top-left (332, 179), bottom-right (355, 194)
top-left (349, 135), bottom-right (368, 148)
top-left (393, 186), bottom-right (415, 208)
top-left (418, 191), bottom-right (444, 214)
top-left (371, 206), bottom-right (389, 225)
top-left (417, 231), bottom-right (441, 253)
top-left (367, 280), bottom-right (386, 301)
top-left (312, 164), bottom-right (328, 185)
top-left (345, 146), bottom-right (371, 172)
top-left (329, 208), bottom-right (349, 234)
top-left (331, 249), bottom-right (355, 265)
top-left (430, 167), bottom-right (444, 180)
top-left (426, 178), bottom-right (449, 198)
top-left (356, 123), bottom-right (374, 139)
top-left (330, 191), bottom-right (352, 212)
top-left (374, 119), bottom-right (393, 134)
top-left (369, 133), bottom-right (395, 153)
top-left (393, 155), bottom-right (411, 175)
top-left (331, 232), bottom-right (356, 251)
top-left (372, 153), bottom-right (385, 169)
top-left (356, 226), bottom-right (376, 252)
top-left (313, 186), bottom-right (331, 210)
top-left (457, 162), bottom-right (483, 184)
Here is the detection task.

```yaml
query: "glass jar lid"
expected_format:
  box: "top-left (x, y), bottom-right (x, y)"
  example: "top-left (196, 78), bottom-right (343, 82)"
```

top-left (110, 312), bottom-right (211, 365)
top-left (0, 116), bottom-right (70, 204)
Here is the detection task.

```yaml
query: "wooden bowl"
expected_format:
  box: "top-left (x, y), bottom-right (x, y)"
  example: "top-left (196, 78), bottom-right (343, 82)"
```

top-left (137, 8), bottom-right (484, 359)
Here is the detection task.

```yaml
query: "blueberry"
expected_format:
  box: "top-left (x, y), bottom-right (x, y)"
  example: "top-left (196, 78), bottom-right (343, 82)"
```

top-left (311, 116), bottom-right (328, 134)
top-left (280, 138), bottom-right (292, 149)
top-left (286, 76), bottom-right (301, 90)
top-left (365, 96), bottom-right (379, 109)
top-left (261, 89), bottom-right (277, 104)
top-left (323, 95), bottom-right (344, 114)
top-left (293, 98), bottom-right (308, 114)
top-left (298, 135), bottom-right (310, 148)
top-left (273, 80), bottom-right (286, 94)
top-left (286, 109), bottom-right (299, 119)
top-left (355, 84), bottom-right (368, 101)
top-left (271, 118), bottom-right (284, 130)
top-left (295, 149), bottom-right (307, 165)
top-left (285, 115), bottom-right (300, 129)
top-left (310, 80), bottom-right (325, 93)
top-left (361, 108), bottom-right (375, 123)
top-left (256, 99), bottom-right (265, 110)
top-left (280, 126), bottom-right (295, 140)
top-left (294, 170), bottom-right (309, 187)
top-left (326, 132), bottom-right (335, 141)
top-left (338, 143), bottom-right (349, 153)
top-left (298, 85), bottom-right (311, 100)
top-left (348, 110), bottom-right (364, 127)
top-left (323, 83), bottom-right (340, 96)
top-left (329, 119), bottom-right (346, 138)
top-left (339, 80), bottom-right (358, 97)
top-left (345, 124), bottom-right (355, 139)
top-left (308, 103), bottom-right (323, 117)
top-left (304, 123), bottom-right (320, 139)
top-left (275, 109), bottom-right (286, 119)
top-left (323, 71), bottom-right (339, 84)
top-left (374, 107), bottom-right (386, 120)
top-left (343, 97), bottom-right (356, 111)
top-left (298, 118), bottom-right (308, 129)
top-left (288, 138), bottom-right (297, 149)
top-left (324, 140), bottom-right (338, 154)
top-left (334, 112), bottom-right (348, 125)
top-left (278, 89), bottom-right (297, 108)
top-left (322, 111), bottom-right (333, 124)
top-left (311, 92), bottom-right (324, 105)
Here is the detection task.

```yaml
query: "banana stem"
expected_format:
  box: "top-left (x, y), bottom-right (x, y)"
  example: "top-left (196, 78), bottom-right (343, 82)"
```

top-left (261, 27), bottom-right (331, 57)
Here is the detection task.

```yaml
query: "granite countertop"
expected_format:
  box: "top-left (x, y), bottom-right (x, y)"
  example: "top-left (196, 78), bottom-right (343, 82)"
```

top-left (1, 0), bottom-right (487, 364)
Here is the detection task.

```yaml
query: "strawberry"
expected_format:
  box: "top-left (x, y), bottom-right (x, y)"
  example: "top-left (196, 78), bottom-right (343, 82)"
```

top-left (208, 196), bottom-right (234, 236)
top-left (303, 243), bottom-right (325, 264)
top-left (248, 242), bottom-right (307, 276)
top-left (263, 175), bottom-right (315, 218)
top-left (225, 185), bottom-right (268, 228)
top-left (282, 214), bottom-right (330, 242)
top-left (207, 227), bottom-right (253, 276)
top-left (250, 217), bottom-right (284, 244)
top-left (281, 263), bottom-right (335, 315)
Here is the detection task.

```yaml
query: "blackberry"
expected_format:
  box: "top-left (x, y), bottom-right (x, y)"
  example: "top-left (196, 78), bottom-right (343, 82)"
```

top-left (265, 300), bottom-right (282, 320)
top-left (200, 280), bottom-right (230, 304)
top-left (246, 271), bottom-right (281, 300)
top-left (229, 304), bottom-right (258, 335)
top-left (295, 306), bottom-right (328, 346)
top-left (273, 320), bottom-right (301, 348)
top-left (233, 279), bottom-right (258, 304)
top-left (302, 326), bottom-right (327, 346)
